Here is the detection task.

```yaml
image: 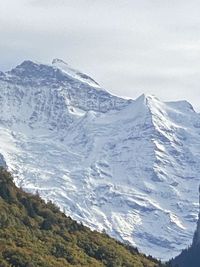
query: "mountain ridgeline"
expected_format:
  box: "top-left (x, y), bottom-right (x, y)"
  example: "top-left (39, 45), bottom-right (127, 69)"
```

top-left (0, 168), bottom-right (165, 267)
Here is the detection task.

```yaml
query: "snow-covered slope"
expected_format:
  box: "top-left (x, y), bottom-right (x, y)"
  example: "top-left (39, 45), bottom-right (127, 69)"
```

top-left (0, 59), bottom-right (200, 260)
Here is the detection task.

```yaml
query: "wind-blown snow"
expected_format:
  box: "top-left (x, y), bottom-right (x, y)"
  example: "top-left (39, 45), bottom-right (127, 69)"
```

top-left (0, 60), bottom-right (200, 260)
top-left (52, 58), bottom-right (100, 88)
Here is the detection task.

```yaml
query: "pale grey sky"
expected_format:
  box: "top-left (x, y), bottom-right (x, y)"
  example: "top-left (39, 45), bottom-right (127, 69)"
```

top-left (0, 0), bottom-right (200, 110)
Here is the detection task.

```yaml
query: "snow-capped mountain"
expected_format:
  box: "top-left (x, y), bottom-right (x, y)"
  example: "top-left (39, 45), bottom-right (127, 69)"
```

top-left (0, 59), bottom-right (200, 260)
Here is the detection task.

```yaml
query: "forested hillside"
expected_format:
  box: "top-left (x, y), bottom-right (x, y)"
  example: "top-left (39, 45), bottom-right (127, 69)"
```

top-left (170, 244), bottom-right (200, 267)
top-left (0, 168), bottom-right (165, 267)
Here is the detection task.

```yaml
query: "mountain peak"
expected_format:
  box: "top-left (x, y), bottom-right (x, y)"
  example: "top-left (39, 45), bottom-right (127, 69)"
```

top-left (15, 59), bottom-right (43, 69)
top-left (8, 60), bottom-right (59, 82)
top-left (11, 60), bottom-right (39, 70)
top-left (52, 58), bottom-right (68, 66)
top-left (52, 58), bottom-right (100, 87)
top-left (7, 59), bottom-right (100, 89)
top-left (9, 59), bottom-right (51, 73)
top-left (135, 94), bottom-right (160, 108)
top-left (136, 93), bottom-right (158, 102)
top-left (51, 58), bottom-right (70, 71)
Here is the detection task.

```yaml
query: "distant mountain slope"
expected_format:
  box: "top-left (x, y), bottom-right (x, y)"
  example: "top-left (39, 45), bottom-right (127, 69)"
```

top-left (0, 168), bottom-right (163, 267)
top-left (0, 59), bottom-right (200, 260)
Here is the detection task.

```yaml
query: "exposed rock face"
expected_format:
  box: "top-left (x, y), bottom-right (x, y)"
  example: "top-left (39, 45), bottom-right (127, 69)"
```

top-left (0, 59), bottom-right (200, 260)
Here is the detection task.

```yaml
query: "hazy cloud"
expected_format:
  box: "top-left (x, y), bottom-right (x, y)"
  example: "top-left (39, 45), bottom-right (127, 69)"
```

top-left (0, 0), bottom-right (200, 110)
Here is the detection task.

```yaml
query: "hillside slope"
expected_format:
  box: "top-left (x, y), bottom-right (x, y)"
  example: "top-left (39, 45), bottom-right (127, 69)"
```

top-left (0, 168), bottom-right (164, 267)
top-left (0, 59), bottom-right (200, 259)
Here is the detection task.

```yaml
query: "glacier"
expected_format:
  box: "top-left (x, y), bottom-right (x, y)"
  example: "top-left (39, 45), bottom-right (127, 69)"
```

top-left (0, 59), bottom-right (200, 260)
